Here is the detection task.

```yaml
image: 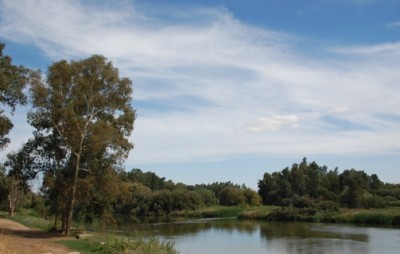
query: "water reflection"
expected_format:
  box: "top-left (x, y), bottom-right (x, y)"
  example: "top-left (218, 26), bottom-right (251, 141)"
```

top-left (260, 222), bottom-right (368, 241)
top-left (115, 216), bottom-right (259, 236)
top-left (112, 216), bottom-right (400, 254)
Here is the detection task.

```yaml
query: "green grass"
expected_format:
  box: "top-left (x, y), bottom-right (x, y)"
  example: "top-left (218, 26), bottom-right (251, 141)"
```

top-left (322, 208), bottom-right (400, 226)
top-left (59, 239), bottom-right (98, 254)
top-left (4, 208), bottom-right (53, 231)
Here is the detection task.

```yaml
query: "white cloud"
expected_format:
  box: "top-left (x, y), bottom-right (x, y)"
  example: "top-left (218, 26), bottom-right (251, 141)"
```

top-left (245, 115), bottom-right (299, 132)
top-left (386, 21), bottom-right (400, 30)
top-left (1, 0), bottom-right (400, 166)
top-left (332, 42), bottom-right (400, 55)
top-left (327, 107), bottom-right (349, 115)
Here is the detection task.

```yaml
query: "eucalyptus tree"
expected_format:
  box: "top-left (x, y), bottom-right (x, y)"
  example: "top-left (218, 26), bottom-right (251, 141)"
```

top-left (29, 55), bottom-right (136, 235)
top-left (0, 43), bottom-right (29, 149)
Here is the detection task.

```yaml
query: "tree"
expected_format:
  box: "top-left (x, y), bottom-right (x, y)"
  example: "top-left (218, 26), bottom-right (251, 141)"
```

top-left (0, 43), bottom-right (30, 149)
top-left (127, 169), bottom-right (166, 191)
top-left (243, 188), bottom-right (261, 206)
top-left (219, 186), bottom-right (246, 206)
top-left (6, 175), bottom-right (23, 217)
top-left (339, 169), bottom-right (369, 208)
top-left (29, 55), bottom-right (136, 235)
top-left (0, 165), bottom-right (8, 209)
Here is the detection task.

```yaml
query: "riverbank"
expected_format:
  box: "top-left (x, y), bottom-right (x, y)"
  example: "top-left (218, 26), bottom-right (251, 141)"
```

top-left (0, 217), bottom-right (75, 254)
top-left (238, 206), bottom-right (400, 226)
top-left (155, 205), bottom-right (400, 227)
top-left (0, 210), bottom-right (179, 254)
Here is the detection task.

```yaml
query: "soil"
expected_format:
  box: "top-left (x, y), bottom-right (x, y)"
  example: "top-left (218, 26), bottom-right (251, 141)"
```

top-left (0, 218), bottom-right (76, 254)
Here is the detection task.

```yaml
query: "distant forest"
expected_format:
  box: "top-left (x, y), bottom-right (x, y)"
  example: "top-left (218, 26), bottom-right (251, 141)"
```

top-left (258, 157), bottom-right (400, 210)
top-left (2, 157), bottom-right (400, 226)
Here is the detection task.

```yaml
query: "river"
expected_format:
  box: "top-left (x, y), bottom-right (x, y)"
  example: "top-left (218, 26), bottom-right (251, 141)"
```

top-left (113, 217), bottom-right (400, 254)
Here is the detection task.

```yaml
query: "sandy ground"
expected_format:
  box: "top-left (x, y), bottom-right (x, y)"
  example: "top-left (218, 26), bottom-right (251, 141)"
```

top-left (0, 218), bottom-right (76, 254)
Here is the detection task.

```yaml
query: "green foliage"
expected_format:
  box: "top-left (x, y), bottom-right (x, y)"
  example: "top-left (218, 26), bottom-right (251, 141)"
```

top-left (320, 208), bottom-right (400, 226)
top-left (97, 235), bottom-right (179, 254)
top-left (28, 54), bottom-right (136, 234)
top-left (257, 158), bottom-right (400, 210)
top-left (0, 43), bottom-right (30, 149)
top-left (317, 200), bottom-right (339, 212)
top-left (237, 206), bottom-right (277, 220)
top-left (113, 169), bottom-right (260, 217)
top-left (59, 239), bottom-right (96, 254)
top-left (243, 188), bottom-right (262, 206)
top-left (219, 187), bottom-right (246, 206)
top-left (194, 188), bottom-right (218, 206)
top-left (199, 206), bottom-right (244, 218)
top-left (127, 169), bottom-right (166, 191)
top-left (7, 208), bottom-right (53, 231)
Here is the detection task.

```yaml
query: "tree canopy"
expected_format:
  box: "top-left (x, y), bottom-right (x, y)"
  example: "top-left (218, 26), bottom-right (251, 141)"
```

top-left (0, 43), bottom-right (29, 149)
top-left (258, 158), bottom-right (399, 209)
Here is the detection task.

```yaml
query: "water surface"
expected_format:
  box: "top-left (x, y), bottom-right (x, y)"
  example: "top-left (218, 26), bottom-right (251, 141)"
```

top-left (114, 217), bottom-right (400, 254)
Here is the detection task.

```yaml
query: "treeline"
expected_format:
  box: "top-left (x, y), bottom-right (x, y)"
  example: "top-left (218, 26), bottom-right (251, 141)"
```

top-left (0, 167), bottom-right (260, 224)
top-left (258, 158), bottom-right (400, 210)
top-left (116, 169), bottom-right (261, 216)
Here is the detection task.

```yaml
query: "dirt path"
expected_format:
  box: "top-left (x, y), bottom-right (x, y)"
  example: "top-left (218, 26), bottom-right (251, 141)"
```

top-left (0, 218), bottom-right (76, 254)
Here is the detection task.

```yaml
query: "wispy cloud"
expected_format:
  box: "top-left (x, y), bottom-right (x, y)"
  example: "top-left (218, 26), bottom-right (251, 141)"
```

top-left (332, 42), bottom-right (400, 55)
top-left (245, 115), bottom-right (299, 132)
top-left (386, 21), bottom-right (400, 30)
top-left (1, 0), bottom-right (399, 166)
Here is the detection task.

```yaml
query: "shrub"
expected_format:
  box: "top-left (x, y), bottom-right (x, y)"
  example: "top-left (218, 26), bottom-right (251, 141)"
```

top-left (97, 235), bottom-right (179, 254)
top-left (318, 201), bottom-right (340, 212)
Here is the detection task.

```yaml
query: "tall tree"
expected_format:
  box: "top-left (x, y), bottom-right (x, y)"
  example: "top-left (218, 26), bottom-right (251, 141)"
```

top-left (0, 43), bottom-right (29, 149)
top-left (29, 55), bottom-right (136, 235)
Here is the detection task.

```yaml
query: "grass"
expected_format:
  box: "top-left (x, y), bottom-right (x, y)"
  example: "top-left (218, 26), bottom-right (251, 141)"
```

top-left (323, 208), bottom-right (400, 226)
top-left (2, 208), bottom-right (53, 231)
top-left (60, 238), bottom-right (97, 254)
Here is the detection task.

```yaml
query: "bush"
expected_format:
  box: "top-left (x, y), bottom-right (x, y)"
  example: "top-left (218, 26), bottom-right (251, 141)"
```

top-left (362, 196), bottom-right (386, 209)
top-left (97, 235), bottom-right (179, 254)
top-left (200, 206), bottom-right (244, 218)
top-left (292, 195), bottom-right (315, 208)
top-left (318, 201), bottom-right (340, 212)
top-left (219, 187), bottom-right (246, 206)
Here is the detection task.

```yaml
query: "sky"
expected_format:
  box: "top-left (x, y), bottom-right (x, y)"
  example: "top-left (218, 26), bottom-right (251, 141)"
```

top-left (1, 0), bottom-right (400, 189)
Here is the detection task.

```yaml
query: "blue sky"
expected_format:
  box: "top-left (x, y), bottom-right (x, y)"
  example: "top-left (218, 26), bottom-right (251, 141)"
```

top-left (1, 0), bottom-right (400, 189)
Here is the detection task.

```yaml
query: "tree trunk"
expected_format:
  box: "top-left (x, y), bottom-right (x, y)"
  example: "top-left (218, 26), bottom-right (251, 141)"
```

top-left (63, 153), bottom-right (81, 235)
top-left (8, 195), bottom-right (15, 217)
top-left (61, 210), bottom-right (67, 234)
top-left (53, 212), bottom-right (59, 230)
